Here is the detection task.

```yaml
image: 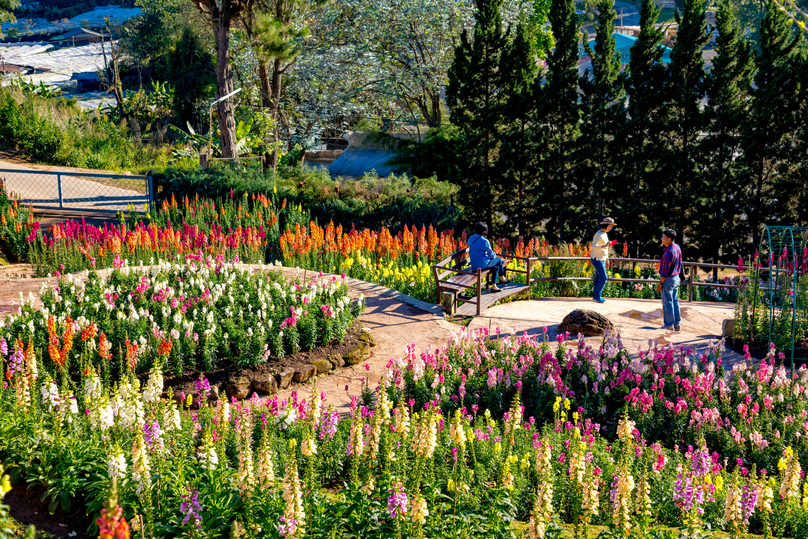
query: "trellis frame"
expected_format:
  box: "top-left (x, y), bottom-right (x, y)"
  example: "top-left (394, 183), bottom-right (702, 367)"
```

top-left (751, 225), bottom-right (808, 371)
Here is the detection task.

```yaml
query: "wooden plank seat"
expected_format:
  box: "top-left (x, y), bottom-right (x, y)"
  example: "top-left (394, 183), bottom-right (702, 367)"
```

top-left (432, 247), bottom-right (535, 316)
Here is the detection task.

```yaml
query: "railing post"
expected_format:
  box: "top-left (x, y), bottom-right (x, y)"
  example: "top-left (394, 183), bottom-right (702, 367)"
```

top-left (688, 263), bottom-right (694, 302)
top-left (476, 269), bottom-right (482, 317)
top-left (147, 175), bottom-right (154, 215)
top-left (57, 173), bottom-right (63, 208)
top-left (527, 258), bottom-right (532, 300)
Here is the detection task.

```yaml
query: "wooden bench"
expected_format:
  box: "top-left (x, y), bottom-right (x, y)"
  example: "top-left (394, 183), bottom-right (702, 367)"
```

top-left (431, 247), bottom-right (534, 316)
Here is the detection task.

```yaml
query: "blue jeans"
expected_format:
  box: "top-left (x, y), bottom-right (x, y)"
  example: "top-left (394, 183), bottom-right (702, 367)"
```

top-left (661, 275), bottom-right (681, 327)
top-left (482, 257), bottom-right (504, 283)
top-left (591, 258), bottom-right (607, 301)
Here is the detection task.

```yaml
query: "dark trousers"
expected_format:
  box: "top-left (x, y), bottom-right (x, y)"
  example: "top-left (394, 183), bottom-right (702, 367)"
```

top-left (592, 258), bottom-right (607, 300)
top-left (482, 257), bottom-right (504, 283)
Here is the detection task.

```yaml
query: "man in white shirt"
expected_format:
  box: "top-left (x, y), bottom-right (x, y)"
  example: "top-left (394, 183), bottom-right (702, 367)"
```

top-left (591, 217), bottom-right (617, 303)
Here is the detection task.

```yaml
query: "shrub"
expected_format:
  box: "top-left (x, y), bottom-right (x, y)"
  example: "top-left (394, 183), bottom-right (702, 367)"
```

top-left (0, 85), bottom-right (194, 173)
top-left (154, 165), bottom-right (460, 232)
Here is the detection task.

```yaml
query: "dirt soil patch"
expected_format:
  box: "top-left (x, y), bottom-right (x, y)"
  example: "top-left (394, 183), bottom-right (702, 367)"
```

top-left (729, 338), bottom-right (808, 364)
top-left (5, 483), bottom-right (92, 539)
top-left (157, 320), bottom-right (365, 399)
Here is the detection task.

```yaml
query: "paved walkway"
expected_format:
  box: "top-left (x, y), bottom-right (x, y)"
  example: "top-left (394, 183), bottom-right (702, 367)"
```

top-left (0, 264), bottom-right (745, 412)
top-left (468, 296), bottom-right (744, 367)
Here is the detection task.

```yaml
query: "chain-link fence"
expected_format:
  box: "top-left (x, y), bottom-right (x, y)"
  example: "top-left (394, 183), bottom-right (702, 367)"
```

top-left (0, 168), bottom-right (154, 214)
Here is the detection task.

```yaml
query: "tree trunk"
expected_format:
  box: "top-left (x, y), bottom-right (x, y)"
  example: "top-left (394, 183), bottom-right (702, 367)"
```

top-left (258, 60), bottom-right (274, 167)
top-left (268, 57), bottom-right (283, 169)
top-left (214, 13), bottom-right (238, 159)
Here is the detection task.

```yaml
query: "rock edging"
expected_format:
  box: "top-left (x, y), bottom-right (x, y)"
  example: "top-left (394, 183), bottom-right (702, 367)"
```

top-left (219, 327), bottom-right (378, 400)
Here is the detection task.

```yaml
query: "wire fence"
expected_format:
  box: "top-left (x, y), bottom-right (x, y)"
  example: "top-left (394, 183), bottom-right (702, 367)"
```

top-left (0, 168), bottom-right (154, 215)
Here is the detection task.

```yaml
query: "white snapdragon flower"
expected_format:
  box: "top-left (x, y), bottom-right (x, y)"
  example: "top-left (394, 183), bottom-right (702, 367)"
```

top-left (198, 445), bottom-right (219, 470)
top-left (84, 373), bottom-right (102, 401)
top-left (40, 381), bottom-right (59, 411)
top-left (143, 370), bottom-right (163, 403)
top-left (107, 451), bottom-right (127, 480)
top-left (275, 407), bottom-right (298, 430)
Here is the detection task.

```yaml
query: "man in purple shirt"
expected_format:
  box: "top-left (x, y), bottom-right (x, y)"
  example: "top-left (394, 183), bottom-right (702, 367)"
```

top-left (655, 229), bottom-right (682, 331)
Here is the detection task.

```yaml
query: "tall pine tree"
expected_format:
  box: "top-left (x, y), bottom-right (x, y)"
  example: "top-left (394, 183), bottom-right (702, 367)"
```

top-left (700, 0), bottom-right (754, 265)
top-left (446, 0), bottom-right (508, 232)
top-left (664, 0), bottom-right (709, 248)
top-left (619, 0), bottom-right (667, 256)
top-left (577, 0), bottom-right (626, 224)
top-left (498, 25), bottom-right (540, 237)
top-left (795, 45), bottom-right (808, 226)
top-left (535, 0), bottom-right (582, 242)
top-left (739, 0), bottom-right (802, 250)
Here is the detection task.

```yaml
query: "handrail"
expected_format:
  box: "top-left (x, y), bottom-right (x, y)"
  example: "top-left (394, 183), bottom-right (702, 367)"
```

top-left (491, 255), bottom-right (747, 302)
top-left (432, 253), bottom-right (756, 304)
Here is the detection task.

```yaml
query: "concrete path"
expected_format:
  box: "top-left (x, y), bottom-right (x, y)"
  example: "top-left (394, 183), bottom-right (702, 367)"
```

top-left (275, 268), bottom-right (455, 412)
top-left (468, 296), bottom-right (745, 368)
top-left (0, 159), bottom-right (148, 213)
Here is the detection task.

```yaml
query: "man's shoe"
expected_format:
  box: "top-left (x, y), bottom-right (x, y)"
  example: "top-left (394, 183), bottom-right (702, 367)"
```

top-left (491, 285), bottom-right (502, 293)
top-left (674, 325), bottom-right (681, 332)
top-left (661, 325), bottom-right (674, 331)
top-left (594, 298), bottom-right (606, 303)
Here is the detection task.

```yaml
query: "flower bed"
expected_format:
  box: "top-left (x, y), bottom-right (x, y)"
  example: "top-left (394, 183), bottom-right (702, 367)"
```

top-left (0, 181), bottom-right (37, 263)
top-left (397, 328), bottom-right (805, 473)
top-left (280, 222), bottom-right (740, 304)
top-left (1, 258), bottom-right (363, 377)
top-left (1, 337), bottom-right (807, 537)
top-left (733, 248), bottom-right (808, 361)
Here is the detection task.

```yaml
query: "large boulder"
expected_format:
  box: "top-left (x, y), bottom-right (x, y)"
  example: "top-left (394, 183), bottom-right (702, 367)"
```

top-left (311, 358), bottom-right (333, 375)
top-left (328, 353), bottom-right (345, 369)
top-left (293, 365), bottom-right (317, 384)
top-left (557, 309), bottom-right (614, 336)
top-left (275, 370), bottom-right (295, 389)
top-left (225, 376), bottom-right (252, 399)
top-left (251, 374), bottom-right (278, 395)
top-left (344, 341), bottom-right (372, 366)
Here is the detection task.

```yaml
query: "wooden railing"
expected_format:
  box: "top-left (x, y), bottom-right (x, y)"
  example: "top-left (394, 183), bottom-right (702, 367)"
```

top-left (527, 256), bottom-right (746, 302)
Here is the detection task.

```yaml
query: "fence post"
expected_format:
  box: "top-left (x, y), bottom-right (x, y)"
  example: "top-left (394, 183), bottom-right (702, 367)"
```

top-left (147, 175), bottom-right (154, 215)
top-left (688, 263), bottom-right (694, 302)
top-left (526, 258), bottom-right (532, 300)
top-left (57, 173), bottom-right (63, 208)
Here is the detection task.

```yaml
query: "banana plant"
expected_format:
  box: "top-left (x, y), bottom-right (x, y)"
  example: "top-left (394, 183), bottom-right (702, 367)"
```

top-left (171, 117), bottom-right (266, 158)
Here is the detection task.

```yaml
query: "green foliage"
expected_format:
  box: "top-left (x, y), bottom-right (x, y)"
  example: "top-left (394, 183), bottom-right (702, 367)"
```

top-left (120, 1), bottom-right (216, 130)
top-left (664, 0), bottom-right (710, 243)
top-left (700, 0), bottom-right (755, 263)
top-left (446, 0), bottom-right (508, 232)
top-left (534, 0), bottom-right (583, 242)
top-left (738, 1), bottom-right (803, 250)
top-left (0, 85), bottom-right (194, 173)
top-left (577, 0), bottom-right (625, 225)
top-left (154, 165), bottom-right (460, 232)
top-left (0, 0), bottom-right (19, 28)
top-left (498, 24), bottom-right (540, 237)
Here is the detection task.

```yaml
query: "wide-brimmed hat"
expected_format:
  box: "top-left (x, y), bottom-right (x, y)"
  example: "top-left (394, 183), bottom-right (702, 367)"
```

top-left (600, 217), bottom-right (617, 226)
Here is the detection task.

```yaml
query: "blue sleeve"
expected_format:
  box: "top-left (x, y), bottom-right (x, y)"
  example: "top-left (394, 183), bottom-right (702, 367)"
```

top-left (483, 238), bottom-right (496, 259)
